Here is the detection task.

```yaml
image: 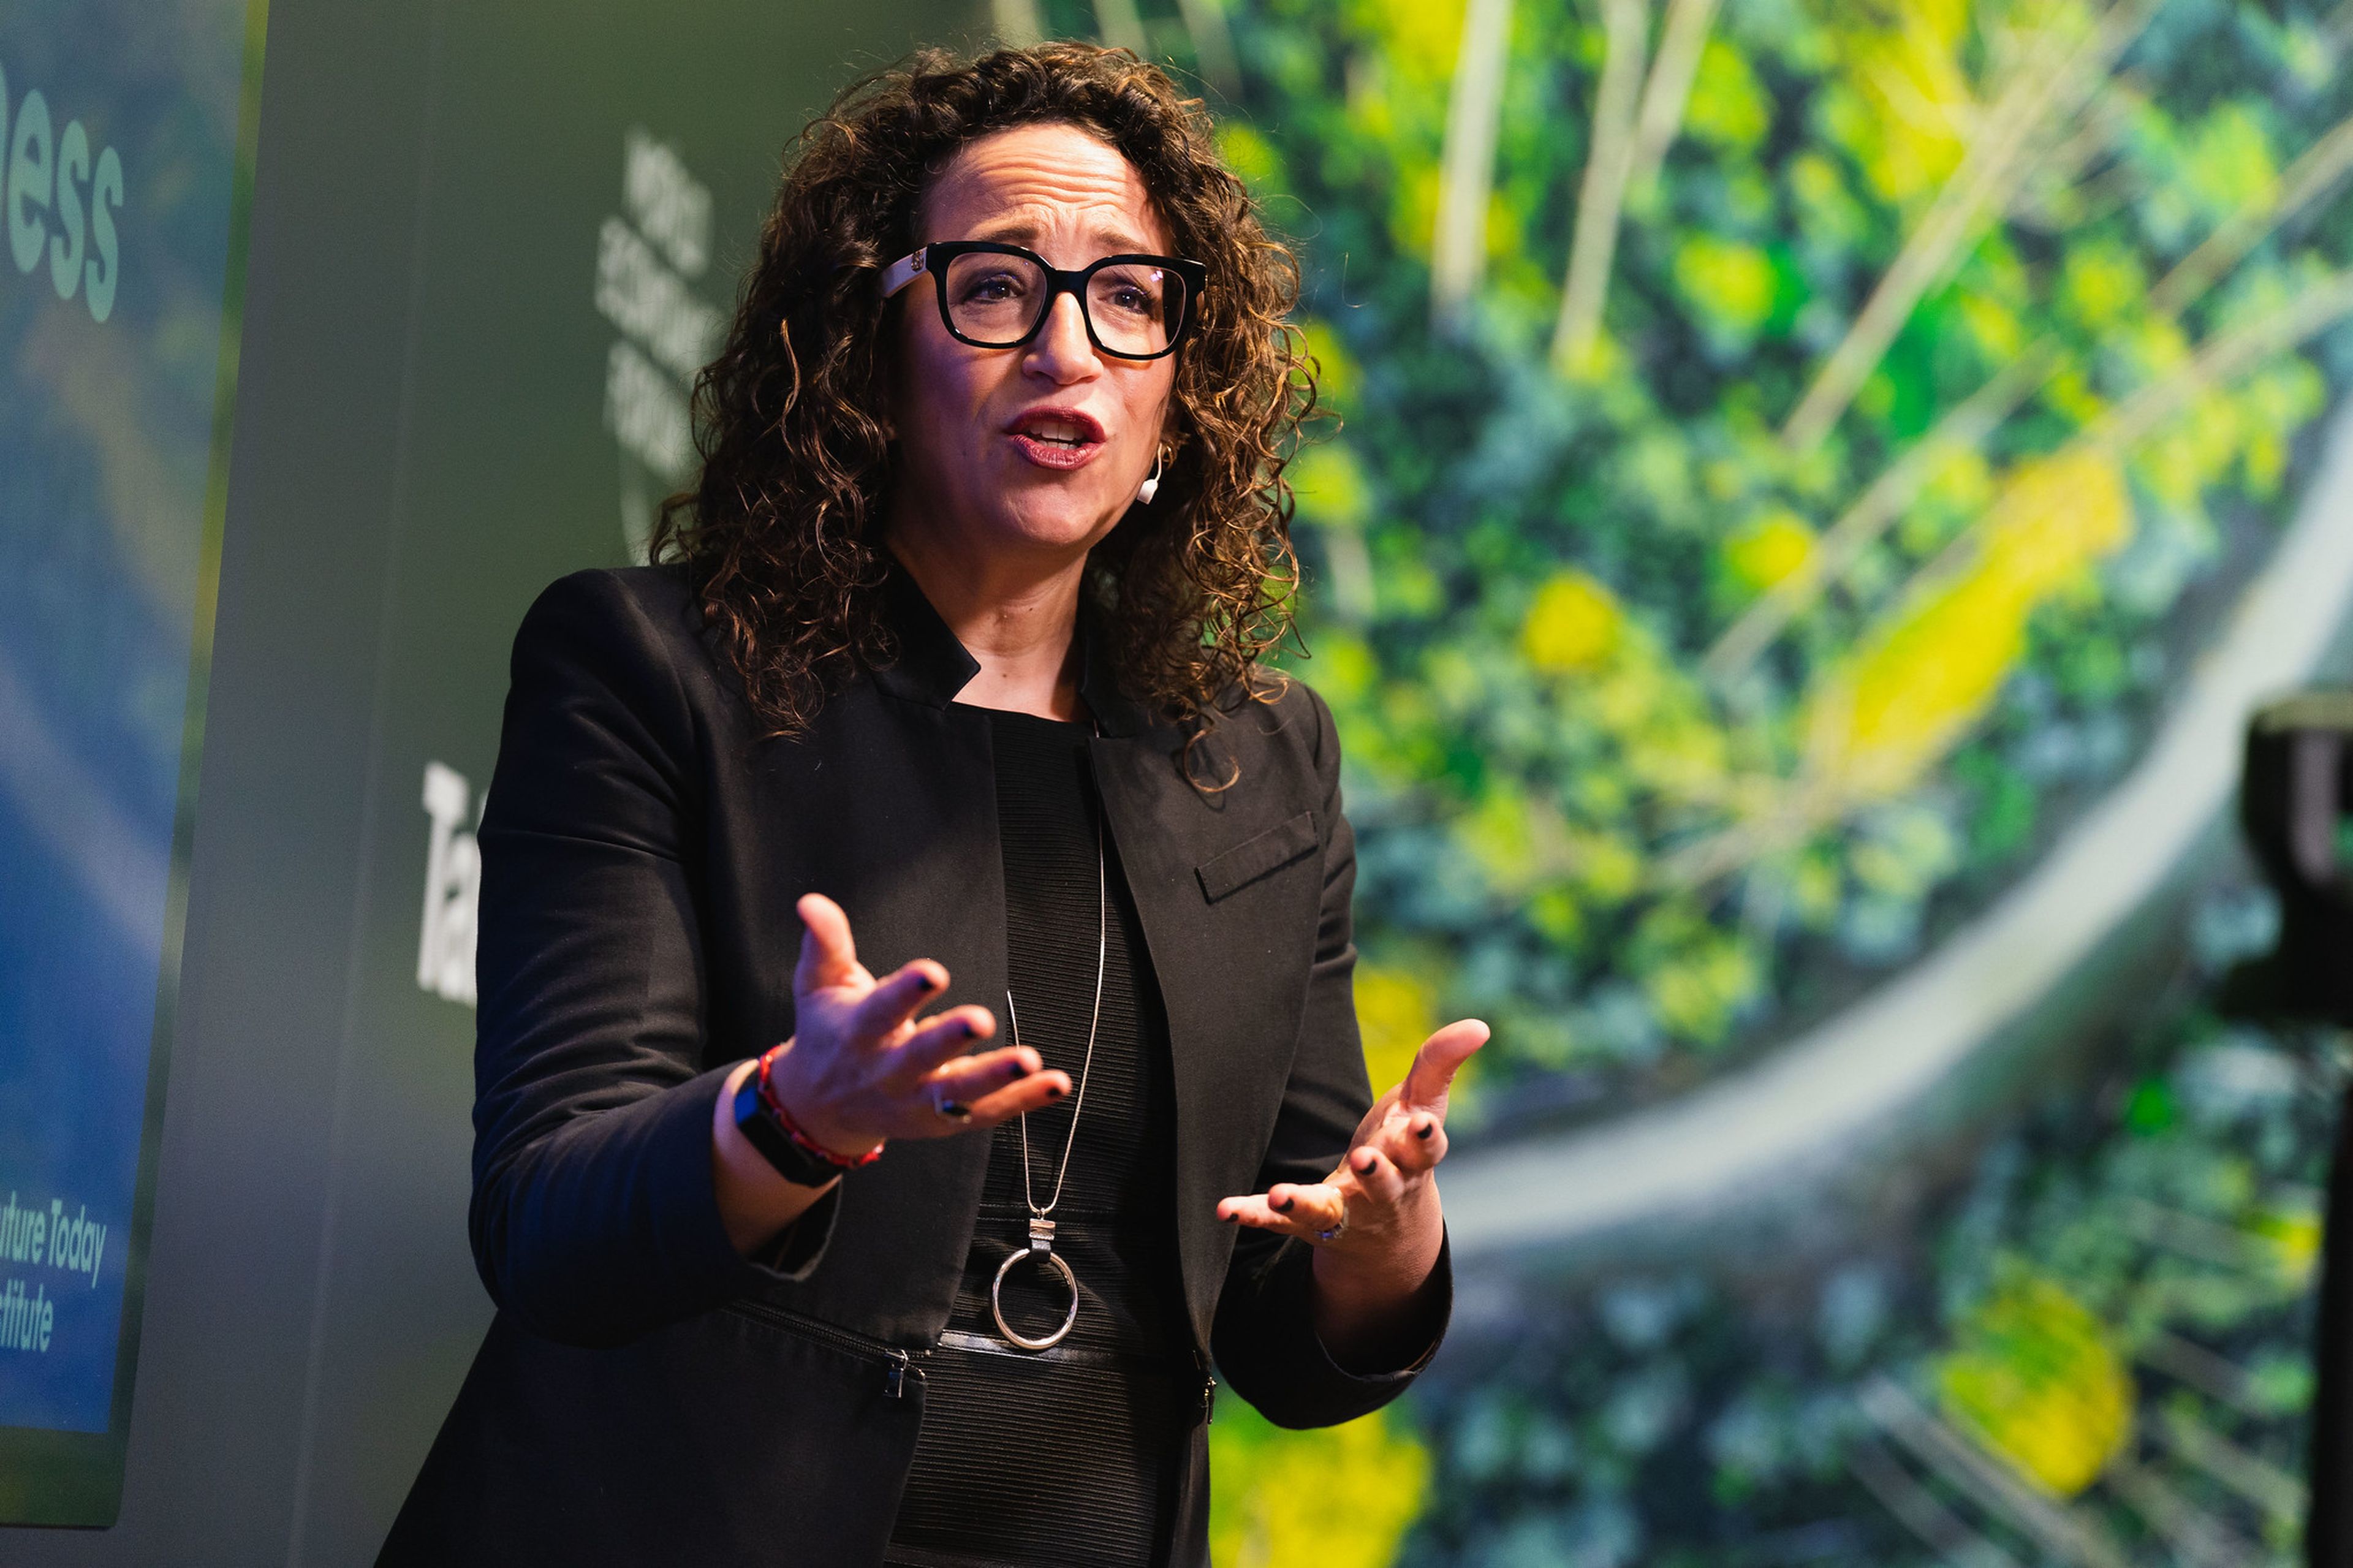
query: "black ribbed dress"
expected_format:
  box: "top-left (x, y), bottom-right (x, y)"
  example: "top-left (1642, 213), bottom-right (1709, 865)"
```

top-left (882, 708), bottom-right (1194, 1568)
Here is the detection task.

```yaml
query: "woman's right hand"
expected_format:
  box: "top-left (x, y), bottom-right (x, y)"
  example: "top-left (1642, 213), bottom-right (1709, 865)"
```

top-left (762, 892), bottom-right (1070, 1157)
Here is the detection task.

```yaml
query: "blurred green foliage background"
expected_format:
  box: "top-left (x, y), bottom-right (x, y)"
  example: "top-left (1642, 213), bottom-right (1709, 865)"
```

top-left (1004, 0), bottom-right (2353, 1557)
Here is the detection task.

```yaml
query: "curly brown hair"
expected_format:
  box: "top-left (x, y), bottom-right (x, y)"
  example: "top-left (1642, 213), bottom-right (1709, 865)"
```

top-left (650, 42), bottom-right (1316, 741)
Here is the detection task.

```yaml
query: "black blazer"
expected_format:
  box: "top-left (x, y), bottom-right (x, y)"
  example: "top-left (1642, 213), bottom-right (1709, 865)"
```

top-left (381, 564), bottom-right (1449, 1567)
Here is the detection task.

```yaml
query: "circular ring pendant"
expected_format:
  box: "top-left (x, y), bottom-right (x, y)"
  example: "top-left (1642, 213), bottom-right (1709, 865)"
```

top-left (991, 1246), bottom-right (1079, 1350)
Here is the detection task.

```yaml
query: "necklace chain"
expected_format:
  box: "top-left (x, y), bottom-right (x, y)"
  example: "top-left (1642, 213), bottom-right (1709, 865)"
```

top-left (1004, 803), bottom-right (1107, 1221)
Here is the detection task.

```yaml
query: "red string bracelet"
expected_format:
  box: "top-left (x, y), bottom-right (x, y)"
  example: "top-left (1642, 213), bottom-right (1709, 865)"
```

top-left (755, 1047), bottom-right (884, 1168)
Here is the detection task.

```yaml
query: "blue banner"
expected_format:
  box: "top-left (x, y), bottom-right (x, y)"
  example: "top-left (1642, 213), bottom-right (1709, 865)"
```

top-left (0, 0), bottom-right (251, 1433)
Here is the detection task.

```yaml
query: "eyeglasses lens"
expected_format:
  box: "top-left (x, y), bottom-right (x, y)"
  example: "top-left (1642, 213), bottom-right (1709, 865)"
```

top-left (941, 252), bottom-right (1187, 357)
top-left (1088, 263), bottom-right (1180, 356)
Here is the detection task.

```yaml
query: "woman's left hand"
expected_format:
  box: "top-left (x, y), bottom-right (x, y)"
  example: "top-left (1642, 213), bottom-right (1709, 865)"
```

top-left (1214, 1018), bottom-right (1488, 1267)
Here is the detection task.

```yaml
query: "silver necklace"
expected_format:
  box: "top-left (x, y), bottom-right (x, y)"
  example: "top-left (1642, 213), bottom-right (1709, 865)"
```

top-left (989, 805), bottom-right (1108, 1352)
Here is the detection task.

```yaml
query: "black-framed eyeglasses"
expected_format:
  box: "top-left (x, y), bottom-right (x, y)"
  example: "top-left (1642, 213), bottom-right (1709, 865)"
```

top-left (879, 241), bottom-right (1206, 362)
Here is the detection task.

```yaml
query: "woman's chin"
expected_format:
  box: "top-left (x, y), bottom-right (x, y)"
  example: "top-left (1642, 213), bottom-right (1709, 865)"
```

top-left (987, 498), bottom-right (1130, 555)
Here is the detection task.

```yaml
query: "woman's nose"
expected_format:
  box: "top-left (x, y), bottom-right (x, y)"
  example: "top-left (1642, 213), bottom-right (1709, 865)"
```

top-left (1022, 291), bottom-right (1101, 382)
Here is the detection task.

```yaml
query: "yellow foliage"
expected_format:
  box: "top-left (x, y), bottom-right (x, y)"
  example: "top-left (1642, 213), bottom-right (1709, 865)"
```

top-left (1722, 510), bottom-right (1817, 595)
top-left (1457, 789), bottom-right (1539, 896)
top-left (2238, 359), bottom-right (2327, 496)
top-left (1390, 159), bottom-right (1442, 260)
top-left (1789, 151), bottom-right (1870, 248)
top-left (2042, 365), bottom-right (2105, 426)
top-left (2184, 100), bottom-right (2279, 221)
top-left (1289, 443), bottom-right (1374, 530)
top-left (1568, 828), bottom-right (1646, 903)
top-left (1938, 1272), bottom-right (2132, 1498)
top-left (1482, 188), bottom-right (1523, 270)
top-left (1789, 851), bottom-right (1843, 926)
top-left (1305, 631), bottom-right (1377, 706)
top-left (2178, 390), bottom-right (2251, 493)
top-left (1297, 317), bottom-right (1361, 413)
top-left (1559, 325), bottom-right (1627, 384)
top-left (1354, 965), bottom-right (1439, 1099)
top-left (1919, 444), bottom-right (1995, 518)
top-left (2135, 411), bottom-right (2209, 512)
top-left (2060, 243), bottom-right (2148, 330)
top-left (1957, 290), bottom-right (2025, 361)
top-left (2249, 1206), bottom-right (2324, 1286)
top-left (1641, 928), bottom-right (1760, 1047)
top-left (1528, 885), bottom-right (1584, 946)
top-left (1523, 572), bottom-right (1624, 674)
top-left (1542, 613), bottom-right (1731, 808)
top-left (1623, 705), bottom-right (1732, 803)
top-left (1347, 0), bottom-right (1466, 85)
top-left (1210, 1401), bottom-right (1431, 1568)
top-left (1217, 124), bottom-right (1287, 194)
top-left (1686, 38), bottom-right (1771, 149)
top-left (1675, 234), bottom-right (1778, 337)
top-left (1803, 449), bottom-right (2131, 798)
top-left (2120, 316), bottom-right (2191, 382)
top-left (1831, 0), bottom-right (1976, 205)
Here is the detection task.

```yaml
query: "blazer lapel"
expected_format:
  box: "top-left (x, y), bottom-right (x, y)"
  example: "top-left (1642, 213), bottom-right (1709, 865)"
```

top-left (1089, 727), bottom-right (1323, 1353)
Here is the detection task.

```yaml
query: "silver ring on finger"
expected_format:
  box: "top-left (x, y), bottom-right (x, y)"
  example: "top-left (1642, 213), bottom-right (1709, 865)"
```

top-left (1316, 1206), bottom-right (1349, 1244)
top-left (933, 1088), bottom-right (972, 1123)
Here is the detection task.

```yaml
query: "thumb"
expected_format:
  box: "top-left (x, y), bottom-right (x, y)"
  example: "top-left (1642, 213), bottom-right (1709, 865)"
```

top-left (793, 893), bottom-right (860, 996)
top-left (1400, 1019), bottom-right (1488, 1111)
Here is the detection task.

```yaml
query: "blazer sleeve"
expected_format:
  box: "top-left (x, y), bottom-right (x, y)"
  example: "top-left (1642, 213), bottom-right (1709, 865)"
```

top-left (1208, 684), bottom-right (1452, 1428)
top-left (467, 569), bottom-right (836, 1349)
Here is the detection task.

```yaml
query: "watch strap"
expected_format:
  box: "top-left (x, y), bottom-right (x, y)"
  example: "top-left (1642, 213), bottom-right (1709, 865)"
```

top-left (732, 1074), bottom-right (848, 1189)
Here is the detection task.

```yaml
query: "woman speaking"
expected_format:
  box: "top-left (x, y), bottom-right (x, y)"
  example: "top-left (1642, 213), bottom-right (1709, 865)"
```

top-left (385, 41), bottom-right (1483, 1568)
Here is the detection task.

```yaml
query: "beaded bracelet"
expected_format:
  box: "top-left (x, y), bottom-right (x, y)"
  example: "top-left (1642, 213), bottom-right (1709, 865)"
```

top-left (754, 1046), bottom-right (884, 1168)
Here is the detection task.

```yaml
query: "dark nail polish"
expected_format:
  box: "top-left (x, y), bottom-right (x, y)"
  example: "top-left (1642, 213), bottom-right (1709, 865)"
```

top-left (1355, 1155), bottom-right (1376, 1173)
top-left (1046, 1084), bottom-right (1066, 1098)
top-left (1416, 1123), bottom-right (1434, 1139)
top-left (1275, 1197), bottom-right (1294, 1213)
top-left (1006, 1058), bottom-right (1026, 1076)
top-left (961, 1020), bottom-right (979, 1039)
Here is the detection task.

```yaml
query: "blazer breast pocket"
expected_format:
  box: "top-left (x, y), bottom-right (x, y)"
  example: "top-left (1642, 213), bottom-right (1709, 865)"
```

top-left (1194, 811), bottom-right (1319, 903)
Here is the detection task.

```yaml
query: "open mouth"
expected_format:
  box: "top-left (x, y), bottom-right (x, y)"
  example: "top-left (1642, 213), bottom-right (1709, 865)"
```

top-left (1007, 408), bottom-right (1107, 471)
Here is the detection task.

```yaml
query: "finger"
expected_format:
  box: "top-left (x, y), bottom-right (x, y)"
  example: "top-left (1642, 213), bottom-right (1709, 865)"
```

top-left (1214, 1172), bottom-right (1346, 1233)
top-left (1399, 1018), bottom-right (1490, 1111)
top-left (1344, 1144), bottom-right (1408, 1206)
top-left (962, 1069), bottom-right (1072, 1126)
top-left (920, 1045), bottom-right (1044, 1105)
top-left (846, 959), bottom-right (951, 1043)
top-left (887, 1007), bottom-right (1000, 1079)
top-left (1381, 1110), bottom-right (1449, 1174)
top-left (1213, 1195), bottom-right (1298, 1233)
top-left (793, 894), bottom-right (862, 995)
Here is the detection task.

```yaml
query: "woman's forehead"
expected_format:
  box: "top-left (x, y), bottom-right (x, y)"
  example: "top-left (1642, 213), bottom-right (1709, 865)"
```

top-left (921, 124), bottom-right (1172, 256)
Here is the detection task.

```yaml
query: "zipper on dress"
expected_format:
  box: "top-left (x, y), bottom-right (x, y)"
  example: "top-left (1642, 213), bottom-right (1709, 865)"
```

top-left (724, 1299), bottom-right (926, 1398)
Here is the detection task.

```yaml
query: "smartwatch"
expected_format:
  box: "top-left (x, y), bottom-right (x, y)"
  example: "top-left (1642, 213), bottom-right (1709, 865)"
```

top-left (732, 1053), bottom-right (882, 1188)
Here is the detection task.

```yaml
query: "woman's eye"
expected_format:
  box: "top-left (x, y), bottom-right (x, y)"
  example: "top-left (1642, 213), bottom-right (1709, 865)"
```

top-left (958, 271), bottom-right (1028, 305)
top-left (1097, 279), bottom-right (1162, 317)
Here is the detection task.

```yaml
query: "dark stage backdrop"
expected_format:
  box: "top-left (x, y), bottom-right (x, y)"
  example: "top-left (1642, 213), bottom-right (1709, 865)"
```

top-left (0, 0), bottom-right (973, 1559)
